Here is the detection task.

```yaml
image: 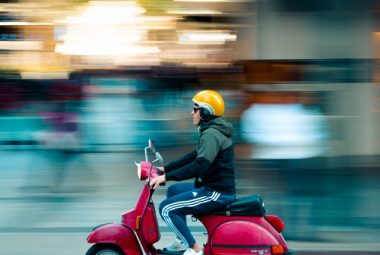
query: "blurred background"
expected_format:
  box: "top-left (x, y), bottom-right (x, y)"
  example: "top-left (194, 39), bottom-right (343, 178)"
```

top-left (0, 0), bottom-right (380, 254)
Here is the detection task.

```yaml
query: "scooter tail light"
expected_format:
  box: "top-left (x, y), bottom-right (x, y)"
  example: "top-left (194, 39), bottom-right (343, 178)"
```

top-left (271, 245), bottom-right (285, 254)
top-left (265, 215), bottom-right (285, 233)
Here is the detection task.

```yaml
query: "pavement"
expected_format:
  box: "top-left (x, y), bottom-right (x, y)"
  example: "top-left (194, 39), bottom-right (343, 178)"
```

top-left (1, 149), bottom-right (380, 254)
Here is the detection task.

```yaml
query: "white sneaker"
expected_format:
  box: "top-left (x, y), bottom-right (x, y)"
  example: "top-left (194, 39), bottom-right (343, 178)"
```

top-left (164, 237), bottom-right (186, 251)
top-left (183, 248), bottom-right (203, 255)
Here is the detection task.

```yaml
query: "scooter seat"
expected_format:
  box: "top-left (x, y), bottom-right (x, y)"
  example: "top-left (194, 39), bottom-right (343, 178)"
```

top-left (208, 194), bottom-right (267, 217)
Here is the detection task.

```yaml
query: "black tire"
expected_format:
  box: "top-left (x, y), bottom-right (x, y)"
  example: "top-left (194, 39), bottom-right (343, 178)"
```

top-left (86, 244), bottom-right (125, 255)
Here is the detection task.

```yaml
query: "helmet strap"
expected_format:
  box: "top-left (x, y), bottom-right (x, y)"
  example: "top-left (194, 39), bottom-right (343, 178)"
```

top-left (200, 108), bottom-right (216, 123)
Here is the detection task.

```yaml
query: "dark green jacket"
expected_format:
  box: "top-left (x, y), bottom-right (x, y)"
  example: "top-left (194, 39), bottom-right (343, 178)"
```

top-left (165, 117), bottom-right (236, 194)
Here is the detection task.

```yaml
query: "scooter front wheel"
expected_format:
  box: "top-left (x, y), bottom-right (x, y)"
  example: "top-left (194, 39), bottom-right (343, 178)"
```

top-left (86, 244), bottom-right (125, 255)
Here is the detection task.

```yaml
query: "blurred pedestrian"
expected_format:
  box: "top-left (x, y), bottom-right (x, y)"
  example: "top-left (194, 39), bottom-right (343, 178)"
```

top-left (23, 80), bottom-right (96, 194)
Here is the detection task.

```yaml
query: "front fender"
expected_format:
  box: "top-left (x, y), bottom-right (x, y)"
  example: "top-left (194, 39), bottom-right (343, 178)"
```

top-left (87, 223), bottom-right (141, 255)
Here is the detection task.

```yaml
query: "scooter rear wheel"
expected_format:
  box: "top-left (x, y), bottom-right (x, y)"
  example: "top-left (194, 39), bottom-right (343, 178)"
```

top-left (86, 244), bottom-right (125, 255)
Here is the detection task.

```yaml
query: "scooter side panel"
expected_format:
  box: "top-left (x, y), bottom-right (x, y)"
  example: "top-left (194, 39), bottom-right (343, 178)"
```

top-left (87, 223), bottom-right (142, 255)
top-left (210, 220), bottom-right (279, 255)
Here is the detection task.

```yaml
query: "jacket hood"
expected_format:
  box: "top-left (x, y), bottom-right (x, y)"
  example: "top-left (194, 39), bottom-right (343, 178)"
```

top-left (199, 117), bottom-right (233, 138)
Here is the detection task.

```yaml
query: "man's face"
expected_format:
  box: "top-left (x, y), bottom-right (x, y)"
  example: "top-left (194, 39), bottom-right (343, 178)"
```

top-left (192, 105), bottom-right (201, 126)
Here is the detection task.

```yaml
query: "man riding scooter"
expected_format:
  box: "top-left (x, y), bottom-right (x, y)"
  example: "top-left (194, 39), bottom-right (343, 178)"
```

top-left (149, 90), bottom-right (236, 255)
top-left (86, 90), bottom-right (293, 255)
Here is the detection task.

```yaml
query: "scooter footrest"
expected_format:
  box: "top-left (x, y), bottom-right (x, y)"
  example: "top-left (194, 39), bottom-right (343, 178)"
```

top-left (156, 249), bottom-right (185, 255)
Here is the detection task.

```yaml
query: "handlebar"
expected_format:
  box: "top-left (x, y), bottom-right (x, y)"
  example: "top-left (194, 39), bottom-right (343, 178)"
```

top-left (136, 139), bottom-right (165, 187)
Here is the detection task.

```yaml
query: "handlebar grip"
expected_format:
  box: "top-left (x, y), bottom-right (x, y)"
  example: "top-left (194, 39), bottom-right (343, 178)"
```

top-left (159, 182), bottom-right (166, 186)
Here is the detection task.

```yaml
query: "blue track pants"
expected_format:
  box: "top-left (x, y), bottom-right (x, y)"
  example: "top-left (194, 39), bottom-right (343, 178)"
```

top-left (159, 183), bottom-right (235, 248)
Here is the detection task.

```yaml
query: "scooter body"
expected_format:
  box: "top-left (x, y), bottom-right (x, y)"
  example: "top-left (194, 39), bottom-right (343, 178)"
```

top-left (87, 183), bottom-right (154, 255)
top-left (86, 141), bottom-right (293, 255)
top-left (198, 214), bottom-right (288, 255)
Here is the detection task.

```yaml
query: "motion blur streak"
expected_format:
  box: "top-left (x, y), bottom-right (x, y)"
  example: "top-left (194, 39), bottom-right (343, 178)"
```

top-left (0, 0), bottom-right (380, 254)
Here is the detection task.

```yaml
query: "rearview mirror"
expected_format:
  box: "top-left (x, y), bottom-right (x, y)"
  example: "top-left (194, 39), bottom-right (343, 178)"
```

top-left (148, 139), bottom-right (156, 153)
top-left (155, 152), bottom-right (164, 165)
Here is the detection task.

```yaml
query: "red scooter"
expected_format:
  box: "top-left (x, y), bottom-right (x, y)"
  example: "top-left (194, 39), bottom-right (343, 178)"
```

top-left (86, 140), bottom-right (293, 255)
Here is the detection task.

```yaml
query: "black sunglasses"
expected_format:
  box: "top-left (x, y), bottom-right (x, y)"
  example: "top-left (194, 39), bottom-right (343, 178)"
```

top-left (193, 106), bottom-right (200, 112)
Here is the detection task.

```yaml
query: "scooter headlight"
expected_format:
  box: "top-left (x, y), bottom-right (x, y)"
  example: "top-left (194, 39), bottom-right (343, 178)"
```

top-left (135, 162), bottom-right (142, 180)
top-left (136, 161), bottom-right (151, 180)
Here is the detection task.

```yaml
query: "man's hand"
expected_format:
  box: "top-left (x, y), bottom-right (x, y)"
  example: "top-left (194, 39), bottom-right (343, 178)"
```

top-left (149, 174), bottom-right (166, 189)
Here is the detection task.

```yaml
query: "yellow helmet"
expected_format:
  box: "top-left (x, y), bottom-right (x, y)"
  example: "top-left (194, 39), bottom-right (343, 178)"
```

top-left (192, 90), bottom-right (225, 116)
